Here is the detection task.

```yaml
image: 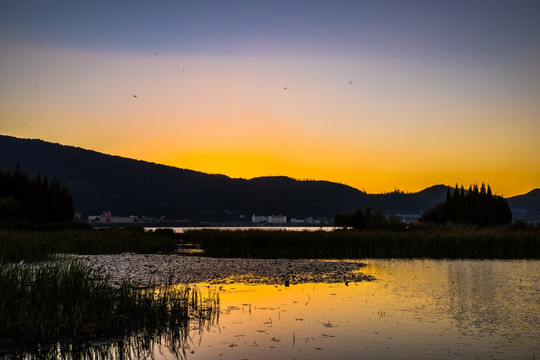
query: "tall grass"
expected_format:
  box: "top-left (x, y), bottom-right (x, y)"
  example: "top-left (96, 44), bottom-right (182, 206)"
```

top-left (0, 260), bottom-right (218, 354)
top-left (0, 227), bottom-right (178, 263)
top-left (183, 226), bottom-right (539, 259)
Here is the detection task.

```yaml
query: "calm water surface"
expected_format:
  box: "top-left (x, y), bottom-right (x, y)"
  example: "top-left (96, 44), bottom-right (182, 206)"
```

top-left (163, 259), bottom-right (539, 360)
top-left (146, 226), bottom-right (338, 233)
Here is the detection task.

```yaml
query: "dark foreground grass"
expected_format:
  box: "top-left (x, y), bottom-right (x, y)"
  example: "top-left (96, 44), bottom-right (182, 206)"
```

top-left (0, 260), bottom-right (218, 356)
top-left (0, 227), bottom-right (178, 263)
top-left (183, 226), bottom-right (540, 259)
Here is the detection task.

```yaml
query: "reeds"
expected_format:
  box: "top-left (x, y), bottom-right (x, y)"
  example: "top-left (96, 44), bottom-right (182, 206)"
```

top-left (183, 226), bottom-right (539, 259)
top-left (0, 227), bottom-right (178, 263)
top-left (0, 260), bottom-right (218, 354)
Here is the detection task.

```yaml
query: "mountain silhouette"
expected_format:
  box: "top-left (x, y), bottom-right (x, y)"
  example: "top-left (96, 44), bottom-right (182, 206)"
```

top-left (1, 135), bottom-right (537, 221)
top-left (507, 189), bottom-right (540, 223)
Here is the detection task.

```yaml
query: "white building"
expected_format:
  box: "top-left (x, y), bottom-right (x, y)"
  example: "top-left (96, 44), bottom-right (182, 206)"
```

top-left (268, 215), bottom-right (287, 224)
top-left (252, 214), bottom-right (268, 223)
top-left (87, 215), bottom-right (100, 223)
top-left (110, 216), bottom-right (136, 223)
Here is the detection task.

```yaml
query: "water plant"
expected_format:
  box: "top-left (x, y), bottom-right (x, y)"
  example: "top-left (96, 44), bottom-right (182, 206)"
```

top-left (0, 227), bottom-right (178, 263)
top-left (0, 260), bottom-right (218, 356)
top-left (182, 226), bottom-right (540, 259)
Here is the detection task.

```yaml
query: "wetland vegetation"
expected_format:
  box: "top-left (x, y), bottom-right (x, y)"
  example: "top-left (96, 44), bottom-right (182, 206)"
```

top-left (0, 260), bottom-right (218, 358)
top-left (0, 227), bottom-right (177, 263)
top-left (1, 224), bottom-right (538, 264)
top-left (183, 225), bottom-right (539, 259)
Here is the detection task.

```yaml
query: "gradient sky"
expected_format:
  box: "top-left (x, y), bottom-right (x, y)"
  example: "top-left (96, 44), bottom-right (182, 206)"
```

top-left (1, 1), bottom-right (539, 196)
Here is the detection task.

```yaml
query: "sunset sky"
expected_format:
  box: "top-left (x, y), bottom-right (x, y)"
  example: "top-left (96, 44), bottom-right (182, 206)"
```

top-left (1, 1), bottom-right (539, 196)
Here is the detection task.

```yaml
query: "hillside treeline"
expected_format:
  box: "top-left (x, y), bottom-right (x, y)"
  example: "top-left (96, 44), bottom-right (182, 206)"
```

top-left (334, 207), bottom-right (401, 229)
top-left (421, 184), bottom-right (512, 226)
top-left (0, 164), bottom-right (74, 223)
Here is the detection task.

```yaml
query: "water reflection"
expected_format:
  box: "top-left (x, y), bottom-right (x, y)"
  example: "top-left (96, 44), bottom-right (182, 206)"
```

top-left (146, 226), bottom-right (338, 233)
top-left (187, 259), bottom-right (539, 359)
top-left (2, 330), bottom-right (192, 360)
top-left (443, 261), bottom-right (540, 350)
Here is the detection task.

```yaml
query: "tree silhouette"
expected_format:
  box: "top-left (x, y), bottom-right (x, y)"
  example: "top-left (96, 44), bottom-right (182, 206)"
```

top-left (0, 164), bottom-right (74, 223)
top-left (334, 206), bottom-right (388, 229)
top-left (421, 183), bottom-right (512, 226)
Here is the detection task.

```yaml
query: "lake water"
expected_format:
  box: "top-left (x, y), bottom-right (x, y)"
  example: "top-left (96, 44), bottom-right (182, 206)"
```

top-left (146, 226), bottom-right (338, 233)
top-left (157, 259), bottom-right (539, 360)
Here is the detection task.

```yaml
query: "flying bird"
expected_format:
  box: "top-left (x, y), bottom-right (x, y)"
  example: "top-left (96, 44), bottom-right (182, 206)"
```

top-left (349, 81), bottom-right (352, 85)
top-left (133, 95), bottom-right (137, 98)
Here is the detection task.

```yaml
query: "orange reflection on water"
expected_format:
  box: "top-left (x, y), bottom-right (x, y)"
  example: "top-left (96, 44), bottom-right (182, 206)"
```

top-left (191, 281), bottom-right (376, 359)
top-left (172, 260), bottom-right (540, 360)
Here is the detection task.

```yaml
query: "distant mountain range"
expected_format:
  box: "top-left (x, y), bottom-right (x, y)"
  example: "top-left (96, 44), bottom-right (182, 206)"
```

top-left (1, 135), bottom-right (538, 222)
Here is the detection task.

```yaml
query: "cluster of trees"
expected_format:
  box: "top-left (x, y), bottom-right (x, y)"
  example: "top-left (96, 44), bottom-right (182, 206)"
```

top-left (0, 164), bottom-right (74, 223)
top-left (421, 184), bottom-right (512, 226)
top-left (334, 207), bottom-right (395, 229)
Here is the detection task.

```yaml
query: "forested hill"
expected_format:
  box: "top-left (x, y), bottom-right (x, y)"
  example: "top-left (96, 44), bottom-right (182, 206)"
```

top-left (0, 135), bottom-right (366, 219)
top-left (507, 189), bottom-right (540, 214)
top-left (2, 135), bottom-right (536, 221)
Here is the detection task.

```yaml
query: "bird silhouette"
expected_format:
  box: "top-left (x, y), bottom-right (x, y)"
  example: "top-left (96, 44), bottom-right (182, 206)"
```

top-left (133, 95), bottom-right (137, 98)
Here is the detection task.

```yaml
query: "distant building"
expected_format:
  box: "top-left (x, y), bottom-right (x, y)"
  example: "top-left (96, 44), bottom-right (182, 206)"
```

top-left (305, 217), bottom-right (329, 225)
top-left (268, 215), bottom-right (287, 224)
top-left (290, 218), bottom-right (306, 224)
top-left (88, 211), bottom-right (136, 224)
top-left (110, 216), bottom-right (136, 223)
top-left (100, 211), bottom-right (112, 223)
top-left (252, 214), bottom-right (268, 223)
top-left (87, 215), bottom-right (100, 223)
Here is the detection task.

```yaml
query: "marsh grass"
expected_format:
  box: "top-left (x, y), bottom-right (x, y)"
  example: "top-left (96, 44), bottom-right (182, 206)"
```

top-left (183, 226), bottom-right (539, 259)
top-left (0, 260), bottom-right (218, 356)
top-left (0, 227), bottom-right (178, 263)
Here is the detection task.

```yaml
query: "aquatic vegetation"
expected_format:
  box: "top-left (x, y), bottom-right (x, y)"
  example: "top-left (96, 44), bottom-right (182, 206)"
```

top-left (2, 225), bottom-right (538, 263)
top-left (75, 254), bottom-right (372, 287)
top-left (0, 227), bottom-right (178, 263)
top-left (0, 260), bottom-right (218, 356)
top-left (183, 226), bottom-right (540, 259)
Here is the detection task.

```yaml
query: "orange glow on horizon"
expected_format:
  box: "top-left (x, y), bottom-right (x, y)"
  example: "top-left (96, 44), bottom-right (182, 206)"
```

top-left (1, 42), bottom-right (539, 197)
